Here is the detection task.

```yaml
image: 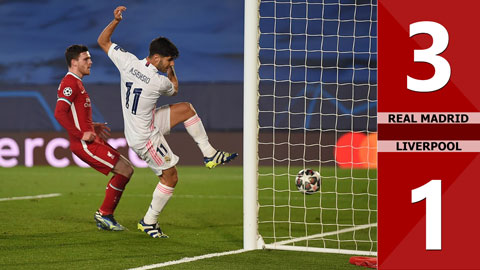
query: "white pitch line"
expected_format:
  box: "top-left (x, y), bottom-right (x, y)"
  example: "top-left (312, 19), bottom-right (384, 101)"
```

top-left (0, 193), bottom-right (62, 202)
top-left (126, 249), bottom-right (247, 270)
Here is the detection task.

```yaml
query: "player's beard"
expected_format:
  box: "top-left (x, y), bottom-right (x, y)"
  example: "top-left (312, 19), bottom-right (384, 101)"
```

top-left (82, 66), bottom-right (91, 76)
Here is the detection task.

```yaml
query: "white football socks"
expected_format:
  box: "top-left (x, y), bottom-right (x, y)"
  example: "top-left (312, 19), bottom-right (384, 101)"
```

top-left (184, 114), bottom-right (216, 157)
top-left (143, 182), bottom-right (174, 225)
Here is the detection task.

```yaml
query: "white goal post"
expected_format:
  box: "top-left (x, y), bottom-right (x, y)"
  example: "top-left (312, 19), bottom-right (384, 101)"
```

top-left (243, 0), bottom-right (261, 251)
top-left (244, 0), bottom-right (377, 256)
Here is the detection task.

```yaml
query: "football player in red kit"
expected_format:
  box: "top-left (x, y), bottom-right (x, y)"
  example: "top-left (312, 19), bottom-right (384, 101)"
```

top-left (54, 44), bottom-right (134, 231)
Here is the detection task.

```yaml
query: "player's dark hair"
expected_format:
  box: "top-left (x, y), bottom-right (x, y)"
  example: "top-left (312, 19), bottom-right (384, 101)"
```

top-left (149, 37), bottom-right (179, 59)
top-left (65, 44), bottom-right (89, 67)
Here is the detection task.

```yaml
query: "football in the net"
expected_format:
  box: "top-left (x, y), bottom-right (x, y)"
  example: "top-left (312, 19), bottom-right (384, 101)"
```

top-left (295, 169), bottom-right (321, 195)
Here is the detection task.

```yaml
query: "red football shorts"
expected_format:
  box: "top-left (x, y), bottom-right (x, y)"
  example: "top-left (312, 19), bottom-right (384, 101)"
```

top-left (71, 138), bottom-right (120, 175)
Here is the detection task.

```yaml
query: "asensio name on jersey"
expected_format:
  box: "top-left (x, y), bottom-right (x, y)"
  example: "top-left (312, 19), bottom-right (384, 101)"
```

top-left (108, 43), bottom-right (176, 149)
top-left (129, 67), bottom-right (150, 84)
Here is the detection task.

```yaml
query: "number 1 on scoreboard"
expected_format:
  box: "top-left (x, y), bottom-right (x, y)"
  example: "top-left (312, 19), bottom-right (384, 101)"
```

top-left (411, 180), bottom-right (442, 250)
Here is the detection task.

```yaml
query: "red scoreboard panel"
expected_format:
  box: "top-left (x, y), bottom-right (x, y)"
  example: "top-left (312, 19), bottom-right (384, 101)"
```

top-left (378, 0), bottom-right (480, 269)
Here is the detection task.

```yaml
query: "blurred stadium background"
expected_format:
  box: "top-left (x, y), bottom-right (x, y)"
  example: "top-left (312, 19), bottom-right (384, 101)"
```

top-left (0, 0), bottom-right (244, 167)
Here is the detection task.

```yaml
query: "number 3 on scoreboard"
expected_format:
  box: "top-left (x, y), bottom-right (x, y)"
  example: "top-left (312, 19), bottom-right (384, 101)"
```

top-left (408, 21), bottom-right (451, 92)
top-left (411, 180), bottom-right (442, 250)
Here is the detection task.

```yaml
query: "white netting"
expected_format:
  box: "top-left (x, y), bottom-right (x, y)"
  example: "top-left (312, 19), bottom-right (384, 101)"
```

top-left (256, 0), bottom-right (377, 254)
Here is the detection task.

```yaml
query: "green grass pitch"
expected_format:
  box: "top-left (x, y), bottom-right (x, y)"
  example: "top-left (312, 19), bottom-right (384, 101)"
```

top-left (0, 166), bottom-right (375, 269)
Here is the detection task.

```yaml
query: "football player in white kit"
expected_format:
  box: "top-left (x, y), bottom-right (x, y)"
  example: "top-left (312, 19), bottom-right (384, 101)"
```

top-left (97, 6), bottom-right (238, 238)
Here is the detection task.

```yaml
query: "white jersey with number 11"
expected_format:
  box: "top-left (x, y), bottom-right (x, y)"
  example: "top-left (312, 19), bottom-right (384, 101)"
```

top-left (108, 43), bottom-right (176, 149)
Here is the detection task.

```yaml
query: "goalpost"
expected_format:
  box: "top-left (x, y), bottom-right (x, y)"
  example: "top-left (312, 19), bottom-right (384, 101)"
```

top-left (244, 0), bottom-right (377, 256)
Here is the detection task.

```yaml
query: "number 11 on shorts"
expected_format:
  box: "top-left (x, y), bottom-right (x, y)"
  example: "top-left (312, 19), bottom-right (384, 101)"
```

top-left (411, 180), bottom-right (442, 250)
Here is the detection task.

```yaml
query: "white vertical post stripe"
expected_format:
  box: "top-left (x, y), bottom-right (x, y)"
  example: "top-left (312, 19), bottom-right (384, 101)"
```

top-left (243, 0), bottom-right (260, 251)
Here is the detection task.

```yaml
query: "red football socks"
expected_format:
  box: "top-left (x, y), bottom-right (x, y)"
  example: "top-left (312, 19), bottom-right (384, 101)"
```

top-left (99, 174), bottom-right (130, 216)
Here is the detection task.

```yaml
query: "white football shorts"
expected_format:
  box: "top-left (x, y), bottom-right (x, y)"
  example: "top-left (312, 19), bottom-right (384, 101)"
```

top-left (133, 105), bottom-right (179, 175)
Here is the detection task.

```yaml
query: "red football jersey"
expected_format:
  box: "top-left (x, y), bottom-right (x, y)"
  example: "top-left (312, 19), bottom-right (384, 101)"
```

top-left (54, 72), bottom-right (94, 146)
top-left (54, 72), bottom-right (120, 175)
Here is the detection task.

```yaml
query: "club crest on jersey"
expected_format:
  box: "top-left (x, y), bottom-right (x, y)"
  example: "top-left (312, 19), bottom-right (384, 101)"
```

top-left (63, 87), bottom-right (72, 97)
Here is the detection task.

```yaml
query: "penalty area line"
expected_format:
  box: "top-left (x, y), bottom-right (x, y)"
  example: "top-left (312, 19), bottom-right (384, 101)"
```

top-left (126, 249), bottom-right (247, 270)
top-left (0, 193), bottom-right (62, 202)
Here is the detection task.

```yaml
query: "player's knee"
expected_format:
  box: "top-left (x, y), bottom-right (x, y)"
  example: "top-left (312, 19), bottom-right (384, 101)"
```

top-left (120, 160), bottom-right (134, 178)
top-left (125, 164), bottom-right (134, 178)
top-left (167, 172), bottom-right (178, 186)
top-left (161, 167), bottom-right (178, 187)
top-left (169, 174), bottom-right (179, 186)
top-left (116, 158), bottom-right (134, 178)
top-left (181, 102), bottom-right (196, 117)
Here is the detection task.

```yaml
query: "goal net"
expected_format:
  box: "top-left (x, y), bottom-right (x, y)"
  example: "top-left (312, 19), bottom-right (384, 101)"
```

top-left (244, 0), bottom-right (377, 256)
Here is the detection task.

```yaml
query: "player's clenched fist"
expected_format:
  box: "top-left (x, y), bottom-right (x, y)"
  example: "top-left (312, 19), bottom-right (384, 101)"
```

top-left (81, 131), bottom-right (96, 142)
top-left (114, 6), bottom-right (126, 21)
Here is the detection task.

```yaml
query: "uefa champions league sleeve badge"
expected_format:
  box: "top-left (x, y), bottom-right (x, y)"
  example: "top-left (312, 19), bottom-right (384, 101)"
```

top-left (63, 87), bottom-right (73, 97)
